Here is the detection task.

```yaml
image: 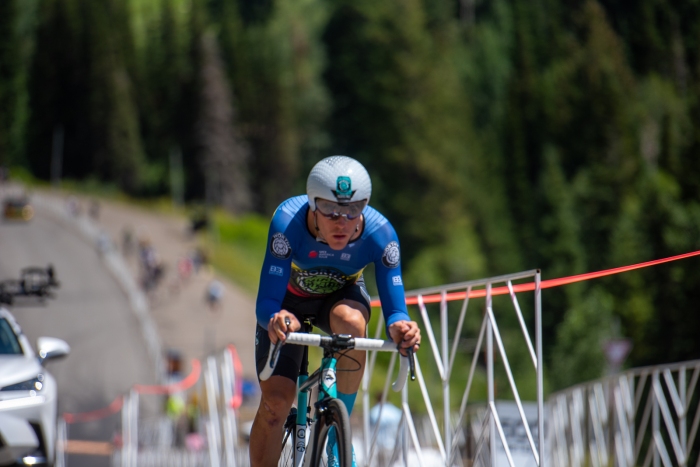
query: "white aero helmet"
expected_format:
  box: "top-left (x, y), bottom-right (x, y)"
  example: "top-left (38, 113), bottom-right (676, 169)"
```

top-left (306, 156), bottom-right (372, 211)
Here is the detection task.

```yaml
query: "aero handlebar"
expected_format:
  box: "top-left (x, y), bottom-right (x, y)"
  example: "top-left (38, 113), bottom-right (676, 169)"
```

top-left (260, 331), bottom-right (416, 392)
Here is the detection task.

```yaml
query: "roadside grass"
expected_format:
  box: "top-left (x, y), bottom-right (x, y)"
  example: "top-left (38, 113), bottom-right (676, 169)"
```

top-left (200, 210), bottom-right (268, 295)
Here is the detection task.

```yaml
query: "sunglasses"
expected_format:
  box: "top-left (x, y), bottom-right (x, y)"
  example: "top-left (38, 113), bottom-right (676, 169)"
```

top-left (315, 198), bottom-right (366, 220)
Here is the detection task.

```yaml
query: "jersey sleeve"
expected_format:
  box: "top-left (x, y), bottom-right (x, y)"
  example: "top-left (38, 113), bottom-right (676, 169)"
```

top-left (255, 208), bottom-right (295, 329)
top-left (372, 223), bottom-right (411, 329)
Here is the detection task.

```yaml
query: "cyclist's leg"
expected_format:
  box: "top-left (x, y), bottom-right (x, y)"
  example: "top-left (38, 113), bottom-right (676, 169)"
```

top-left (315, 279), bottom-right (372, 396)
top-left (328, 299), bottom-right (369, 393)
top-left (250, 376), bottom-right (296, 467)
top-left (315, 282), bottom-right (371, 466)
top-left (251, 324), bottom-right (304, 467)
top-left (324, 302), bottom-right (367, 466)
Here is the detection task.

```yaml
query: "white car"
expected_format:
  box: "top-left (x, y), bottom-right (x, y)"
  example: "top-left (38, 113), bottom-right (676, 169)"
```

top-left (0, 307), bottom-right (69, 466)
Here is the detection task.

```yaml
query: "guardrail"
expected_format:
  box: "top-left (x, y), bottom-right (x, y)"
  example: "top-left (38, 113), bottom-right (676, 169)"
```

top-left (547, 359), bottom-right (700, 467)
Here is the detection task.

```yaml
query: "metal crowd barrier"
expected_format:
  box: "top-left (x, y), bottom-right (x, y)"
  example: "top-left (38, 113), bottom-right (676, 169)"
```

top-left (108, 345), bottom-right (243, 466)
top-left (361, 269), bottom-right (545, 467)
top-left (547, 359), bottom-right (700, 467)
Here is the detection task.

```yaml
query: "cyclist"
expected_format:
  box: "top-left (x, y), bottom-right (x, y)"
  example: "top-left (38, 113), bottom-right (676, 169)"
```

top-left (251, 156), bottom-right (421, 467)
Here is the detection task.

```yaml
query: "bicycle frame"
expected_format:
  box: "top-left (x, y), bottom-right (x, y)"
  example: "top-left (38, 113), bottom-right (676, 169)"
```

top-left (290, 345), bottom-right (339, 467)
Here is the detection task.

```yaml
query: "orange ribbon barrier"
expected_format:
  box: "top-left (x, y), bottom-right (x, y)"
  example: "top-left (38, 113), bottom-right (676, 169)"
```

top-left (134, 358), bottom-right (202, 395)
top-left (62, 359), bottom-right (202, 423)
top-left (63, 396), bottom-right (124, 424)
top-left (371, 249), bottom-right (700, 307)
top-left (228, 344), bottom-right (244, 410)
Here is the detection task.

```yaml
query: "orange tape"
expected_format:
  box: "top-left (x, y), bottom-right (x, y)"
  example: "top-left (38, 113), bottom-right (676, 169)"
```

top-left (227, 344), bottom-right (244, 410)
top-left (62, 359), bottom-right (203, 423)
top-left (371, 249), bottom-right (700, 307)
top-left (134, 358), bottom-right (202, 395)
top-left (63, 396), bottom-right (123, 424)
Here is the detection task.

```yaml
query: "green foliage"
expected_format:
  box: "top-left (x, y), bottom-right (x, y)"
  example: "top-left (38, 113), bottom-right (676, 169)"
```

top-left (202, 210), bottom-right (269, 294)
top-left (550, 287), bottom-right (614, 389)
top-left (0, 0), bottom-right (37, 167)
top-left (217, 0), bottom-right (330, 212)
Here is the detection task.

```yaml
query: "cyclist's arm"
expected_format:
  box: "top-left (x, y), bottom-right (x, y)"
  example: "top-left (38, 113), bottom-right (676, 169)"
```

top-left (255, 211), bottom-right (294, 330)
top-left (372, 225), bottom-right (411, 331)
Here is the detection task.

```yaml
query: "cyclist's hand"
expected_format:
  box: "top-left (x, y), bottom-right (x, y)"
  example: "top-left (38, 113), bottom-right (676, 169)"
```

top-left (389, 320), bottom-right (421, 356)
top-left (269, 310), bottom-right (300, 344)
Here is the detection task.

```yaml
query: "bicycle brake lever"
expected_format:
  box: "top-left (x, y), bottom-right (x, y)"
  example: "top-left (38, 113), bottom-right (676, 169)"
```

top-left (269, 317), bottom-right (292, 369)
top-left (407, 348), bottom-right (416, 381)
top-left (269, 340), bottom-right (283, 369)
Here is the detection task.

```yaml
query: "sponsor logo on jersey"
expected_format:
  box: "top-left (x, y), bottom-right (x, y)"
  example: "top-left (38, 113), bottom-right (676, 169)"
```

top-left (269, 265), bottom-right (284, 276)
top-left (392, 276), bottom-right (403, 286)
top-left (308, 250), bottom-right (318, 258)
top-left (382, 241), bottom-right (400, 268)
top-left (289, 264), bottom-right (364, 296)
top-left (293, 268), bottom-right (351, 295)
top-left (319, 250), bottom-right (334, 259)
top-left (270, 232), bottom-right (291, 259)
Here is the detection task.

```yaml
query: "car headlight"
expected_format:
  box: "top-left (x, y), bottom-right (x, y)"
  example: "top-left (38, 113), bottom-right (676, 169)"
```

top-left (1, 374), bottom-right (45, 391)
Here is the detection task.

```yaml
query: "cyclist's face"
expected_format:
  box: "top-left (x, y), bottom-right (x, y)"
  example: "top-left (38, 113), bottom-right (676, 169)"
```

top-left (314, 199), bottom-right (364, 250)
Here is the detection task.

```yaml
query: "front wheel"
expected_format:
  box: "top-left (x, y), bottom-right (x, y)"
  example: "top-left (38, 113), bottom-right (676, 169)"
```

top-left (309, 398), bottom-right (352, 467)
top-left (278, 408), bottom-right (299, 467)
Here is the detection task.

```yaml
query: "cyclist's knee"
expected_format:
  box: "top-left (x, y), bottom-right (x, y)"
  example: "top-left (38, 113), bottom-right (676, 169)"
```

top-left (330, 303), bottom-right (367, 336)
top-left (259, 377), bottom-right (296, 426)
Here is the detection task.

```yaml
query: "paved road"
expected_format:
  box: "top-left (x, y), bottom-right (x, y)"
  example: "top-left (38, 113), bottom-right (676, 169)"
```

top-left (0, 207), bottom-right (157, 466)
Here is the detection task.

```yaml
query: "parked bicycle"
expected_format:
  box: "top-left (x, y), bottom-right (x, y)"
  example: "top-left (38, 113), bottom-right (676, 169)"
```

top-left (260, 318), bottom-right (415, 467)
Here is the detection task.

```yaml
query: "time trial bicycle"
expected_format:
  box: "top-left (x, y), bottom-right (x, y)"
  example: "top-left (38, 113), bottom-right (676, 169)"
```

top-left (260, 319), bottom-right (416, 467)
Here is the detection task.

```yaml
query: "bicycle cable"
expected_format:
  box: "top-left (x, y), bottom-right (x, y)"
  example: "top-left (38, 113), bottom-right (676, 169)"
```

top-left (333, 349), bottom-right (362, 373)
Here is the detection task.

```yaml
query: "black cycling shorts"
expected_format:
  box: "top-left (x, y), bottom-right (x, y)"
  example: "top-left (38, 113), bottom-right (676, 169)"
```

top-left (255, 278), bottom-right (371, 382)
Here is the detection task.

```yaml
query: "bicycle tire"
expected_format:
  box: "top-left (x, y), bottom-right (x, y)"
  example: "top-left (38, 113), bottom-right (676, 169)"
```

top-left (309, 398), bottom-right (352, 467)
top-left (278, 407), bottom-right (299, 467)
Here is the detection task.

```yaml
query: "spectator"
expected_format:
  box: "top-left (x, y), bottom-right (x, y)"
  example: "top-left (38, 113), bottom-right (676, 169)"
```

top-left (138, 238), bottom-right (164, 291)
top-left (205, 279), bottom-right (224, 312)
top-left (122, 226), bottom-right (135, 256)
top-left (66, 196), bottom-right (80, 216)
top-left (191, 247), bottom-right (208, 273)
top-left (97, 230), bottom-right (112, 255)
top-left (89, 199), bottom-right (100, 220)
top-left (177, 257), bottom-right (193, 281)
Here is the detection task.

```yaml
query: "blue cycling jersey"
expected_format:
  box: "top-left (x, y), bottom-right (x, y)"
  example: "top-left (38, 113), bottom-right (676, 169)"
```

top-left (256, 195), bottom-right (410, 331)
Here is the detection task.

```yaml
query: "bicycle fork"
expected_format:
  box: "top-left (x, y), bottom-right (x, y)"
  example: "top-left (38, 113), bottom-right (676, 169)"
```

top-left (292, 373), bottom-right (310, 467)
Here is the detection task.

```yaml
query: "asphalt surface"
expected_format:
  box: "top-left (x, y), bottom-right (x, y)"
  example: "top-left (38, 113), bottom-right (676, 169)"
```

top-left (0, 203), bottom-right (158, 466)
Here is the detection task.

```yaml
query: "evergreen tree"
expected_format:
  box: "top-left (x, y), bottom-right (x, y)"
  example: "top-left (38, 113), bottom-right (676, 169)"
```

top-left (0, 0), bottom-right (26, 166)
top-left (218, 0), bottom-right (330, 213)
top-left (196, 30), bottom-right (252, 214)
top-left (323, 0), bottom-right (485, 285)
